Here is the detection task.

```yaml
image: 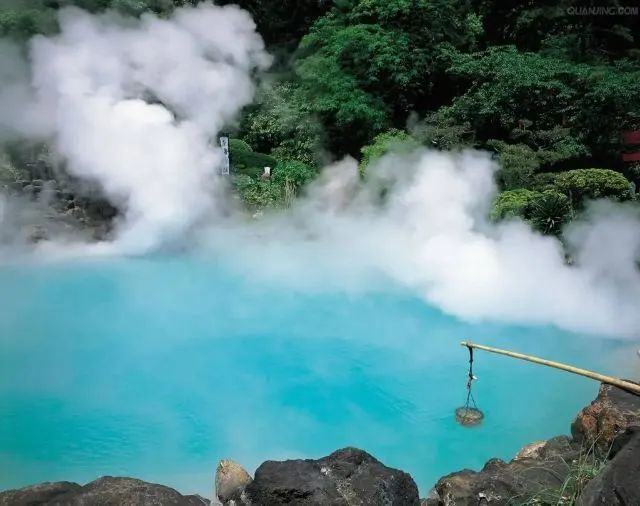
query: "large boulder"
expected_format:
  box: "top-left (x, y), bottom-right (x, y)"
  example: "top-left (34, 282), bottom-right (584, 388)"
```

top-left (245, 447), bottom-right (420, 505)
top-left (215, 460), bottom-right (252, 505)
top-left (576, 427), bottom-right (640, 506)
top-left (0, 477), bottom-right (209, 505)
top-left (571, 383), bottom-right (640, 450)
top-left (433, 436), bottom-right (580, 506)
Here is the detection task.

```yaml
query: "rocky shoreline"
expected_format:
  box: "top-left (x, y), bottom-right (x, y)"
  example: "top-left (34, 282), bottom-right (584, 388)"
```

top-left (2, 383), bottom-right (639, 506)
top-left (0, 178), bottom-right (116, 244)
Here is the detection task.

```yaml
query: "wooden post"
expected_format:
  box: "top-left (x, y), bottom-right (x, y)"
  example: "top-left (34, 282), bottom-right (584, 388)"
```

top-left (461, 341), bottom-right (640, 395)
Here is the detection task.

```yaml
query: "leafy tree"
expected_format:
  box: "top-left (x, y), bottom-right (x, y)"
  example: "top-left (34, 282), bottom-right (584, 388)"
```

top-left (410, 109), bottom-right (475, 150)
top-left (0, 0), bottom-right (189, 40)
top-left (446, 47), bottom-right (585, 141)
top-left (240, 82), bottom-right (323, 166)
top-left (473, 0), bottom-right (640, 62)
top-left (217, 0), bottom-right (331, 51)
top-left (573, 64), bottom-right (640, 156)
top-left (0, 4), bottom-right (57, 39)
top-left (446, 46), bottom-right (640, 165)
top-left (293, 0), bottom-right (483, 155)
top-left (294, 43), bottom-right (390, 155)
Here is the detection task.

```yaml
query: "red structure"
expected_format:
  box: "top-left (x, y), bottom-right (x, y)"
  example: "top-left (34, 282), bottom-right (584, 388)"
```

top-left (622, 130), bottom-right (640, 162)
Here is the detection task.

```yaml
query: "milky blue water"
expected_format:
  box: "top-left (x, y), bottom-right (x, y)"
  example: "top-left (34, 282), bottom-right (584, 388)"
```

top-left (0, 256), bottom-right (636, 497)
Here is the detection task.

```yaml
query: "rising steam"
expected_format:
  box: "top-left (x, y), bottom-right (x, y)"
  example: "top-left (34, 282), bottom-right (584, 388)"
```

top-left (206, 152), bottom-right (640, 338)
top-left (0, 4), bottom-right (639, 338)
top-left (2, 3), bottom-right (270, 253)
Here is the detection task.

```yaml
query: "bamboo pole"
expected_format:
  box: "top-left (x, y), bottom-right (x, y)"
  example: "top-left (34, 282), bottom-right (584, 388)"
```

top-left (460, 341), bottom-right (640, 395)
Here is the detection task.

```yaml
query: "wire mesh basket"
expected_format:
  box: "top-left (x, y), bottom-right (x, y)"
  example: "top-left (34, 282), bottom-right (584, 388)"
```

top-left (455, 406), bottom-right (484, 426)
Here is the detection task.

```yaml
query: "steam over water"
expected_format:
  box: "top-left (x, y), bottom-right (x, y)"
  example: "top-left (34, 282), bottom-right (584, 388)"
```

top-left (0, 4), bottom-right (638, 336)
top-left (0, 257), bottom-right (636, 496)
top-left (0, 2), bottom-right (640, 499)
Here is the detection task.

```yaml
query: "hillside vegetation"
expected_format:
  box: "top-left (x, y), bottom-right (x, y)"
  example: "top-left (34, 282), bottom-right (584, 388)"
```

top-left (1, 0), bottom-right (638, 229)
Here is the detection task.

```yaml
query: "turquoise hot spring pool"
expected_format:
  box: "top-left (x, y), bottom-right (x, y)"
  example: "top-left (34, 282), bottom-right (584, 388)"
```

top-left (0, 256), bottom-right (636, 497)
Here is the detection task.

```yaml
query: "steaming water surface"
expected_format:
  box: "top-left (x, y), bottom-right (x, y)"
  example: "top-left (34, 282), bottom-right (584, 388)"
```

top-left (0, 256), bottom-right (635, 497)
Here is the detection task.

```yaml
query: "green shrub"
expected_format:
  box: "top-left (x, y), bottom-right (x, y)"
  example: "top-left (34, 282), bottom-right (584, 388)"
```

top-left (553, 169), bottom-right (633, 207)
top-left (491, 189), bottom-right (540, 221)
top-left (491, 189), bottom-right (571, 235)
top-left (529, 190), bottom-right (572, 235)
top-left (231, 174), bottom-right (283, 209)
top-left (229, 138), bottom-right (253, 153)
top-left (231, 149), bottom-right (278, 179)
top-left (272, 160), bottom-right (317, 190)
top-left (531, 172), bottom-right (559, 191)
top-left (488, 140), bottom-right (541, 190)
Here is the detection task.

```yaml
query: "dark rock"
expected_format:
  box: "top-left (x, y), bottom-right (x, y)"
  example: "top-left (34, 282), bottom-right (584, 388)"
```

top-left (74, 197), bottom-right (117, 221)
top-left (434, 439), bottom-right (581, 506)
top-left (576, 427), bottom-right (640, 506)
top-left (0, 477), bottom-right (209, 506)
top-left (246, 447), bottom-right (420, 505)
top-left (571, 383), bottom-right (640, 451)
top-left (0, 482), bottom-right (81, 505)
top-left (609, 425), bottom-right (640, 458)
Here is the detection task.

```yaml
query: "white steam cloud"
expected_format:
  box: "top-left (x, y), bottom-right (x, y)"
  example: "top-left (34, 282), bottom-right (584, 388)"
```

top-left (5, 4), bottom-right (270, 253)
top-left (207, 152), bottom-right (640, 338)
top-left (0, 5), bottom-right (639, 338)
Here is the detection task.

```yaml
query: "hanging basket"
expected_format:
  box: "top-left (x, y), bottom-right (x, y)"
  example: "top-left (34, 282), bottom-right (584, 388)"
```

top-left (456, 344), bottom-right (484, 427)
top-left (455, 406), bottom-right (484, 427)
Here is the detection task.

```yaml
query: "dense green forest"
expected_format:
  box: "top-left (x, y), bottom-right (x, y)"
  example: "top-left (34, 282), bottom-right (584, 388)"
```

top-left (1, 0), bottom-right (639, 234)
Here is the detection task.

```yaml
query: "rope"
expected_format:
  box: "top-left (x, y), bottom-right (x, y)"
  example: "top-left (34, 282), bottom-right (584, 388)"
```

top-left (465, 345), bottom-right (477, 408)
top-left (460, 344), bottom-right (479, 423)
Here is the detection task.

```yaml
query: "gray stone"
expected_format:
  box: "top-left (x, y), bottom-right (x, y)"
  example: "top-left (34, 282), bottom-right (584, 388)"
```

top-left (215, 460), bottom-right (252, 505)
top-left (246, 447), bottom-right (419, 505)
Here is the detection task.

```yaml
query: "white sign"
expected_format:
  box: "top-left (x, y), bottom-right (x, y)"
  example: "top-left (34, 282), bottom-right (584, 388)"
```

top-left (219, 136), bottom-right (230, 175)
